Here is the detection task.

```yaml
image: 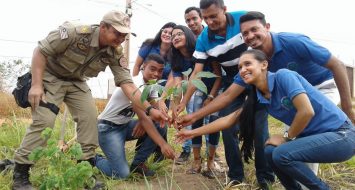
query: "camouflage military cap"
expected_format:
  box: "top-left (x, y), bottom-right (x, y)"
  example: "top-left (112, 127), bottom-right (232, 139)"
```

top-left (102, 10), bottom-right (131, 34)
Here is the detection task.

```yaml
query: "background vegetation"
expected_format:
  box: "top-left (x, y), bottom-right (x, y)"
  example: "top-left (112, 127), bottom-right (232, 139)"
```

top-left (0, 26), bottom-right (354, 186)
top-left (0, 89), bottom-right (354, 189)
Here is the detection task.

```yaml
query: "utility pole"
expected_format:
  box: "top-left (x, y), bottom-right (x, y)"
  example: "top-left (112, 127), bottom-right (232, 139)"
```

top-left (124, 0), bottom-right (132, 68)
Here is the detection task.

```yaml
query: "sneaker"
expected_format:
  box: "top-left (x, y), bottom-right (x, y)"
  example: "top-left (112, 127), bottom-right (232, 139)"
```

top-left (130, 163), bottom-right (155, 177)
top-left (175, 151), bottom-right (190, 165)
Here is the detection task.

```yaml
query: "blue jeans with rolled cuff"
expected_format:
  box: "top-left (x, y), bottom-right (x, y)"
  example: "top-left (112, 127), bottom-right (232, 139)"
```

top-left (265, 120), bottom-right (355, 190)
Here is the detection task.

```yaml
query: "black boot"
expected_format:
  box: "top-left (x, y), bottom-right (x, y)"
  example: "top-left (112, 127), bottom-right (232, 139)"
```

top-left (79, 155), bottom-right (106, 190)
top-left (12, 163), bottom-right (33, 190)
top-left (0, 159), bottom-right (14, 172)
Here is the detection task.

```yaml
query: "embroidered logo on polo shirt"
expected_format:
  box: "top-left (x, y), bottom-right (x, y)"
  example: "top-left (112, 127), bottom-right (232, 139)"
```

top-left (287, 62), bottom-right (299, 71)
top-left (281, 96), bottom-right (294, 111)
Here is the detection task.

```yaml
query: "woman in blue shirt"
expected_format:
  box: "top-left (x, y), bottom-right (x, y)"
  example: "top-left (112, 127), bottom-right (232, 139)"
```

top-left (168, 25), bottom-right (221, 177)
top-left (176, 49), bottom-right (354, 189)
top-left (132, 22), bottom-right (176, 81)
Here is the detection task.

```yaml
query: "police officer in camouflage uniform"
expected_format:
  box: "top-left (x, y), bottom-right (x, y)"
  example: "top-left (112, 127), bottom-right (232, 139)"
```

top-left (12, 10), bottom-right (167, 190)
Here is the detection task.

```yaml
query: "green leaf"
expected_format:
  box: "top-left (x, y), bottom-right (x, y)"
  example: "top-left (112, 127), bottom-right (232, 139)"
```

top-left (47, 139), bottom-right (56, 147)
top-left (191, 79), bottom-right (207, 94)
top-left (165, 87), bottom-right (174, 98)
top-left (41, 128), bottom-right (53, 139)
top-left (69, 143), bottom-right (83, 160)
top-left (172, 87), bottom-right (181, 97)
top-left (196, 71), bottom-right (217, 78)
top-left (147, 79), bottom-right (158, 85)
top-left (182, 68), bottom-right (192, 77)
top-left (140, 85), bottom-right (150, 103)
top-left (181, 80), bottom-right (188, 94)
top-left (175, 87), bottom-right (183, 97)
top-left (29, 147), bottom-right (44, 161)
top-left (46, 145), bottom-right (60, 157)
top-left (150, 84), bottom-right (164, 96)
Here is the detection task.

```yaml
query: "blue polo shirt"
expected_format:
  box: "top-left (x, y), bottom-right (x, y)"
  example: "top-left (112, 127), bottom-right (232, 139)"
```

top-left (259, 69), bottom-right (347, 137)
top-left (193, 11), bottom-right (248, 83)
top-left (234, 32), bottom-right (333, 87)
top-left (138, 44), bottom-right (171, 80)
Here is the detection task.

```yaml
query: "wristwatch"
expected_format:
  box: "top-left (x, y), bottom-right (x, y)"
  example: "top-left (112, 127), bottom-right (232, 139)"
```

top-left (145, 106), bottom-right (154, 116)
top-left (283, 131), bottom-right (296, 142)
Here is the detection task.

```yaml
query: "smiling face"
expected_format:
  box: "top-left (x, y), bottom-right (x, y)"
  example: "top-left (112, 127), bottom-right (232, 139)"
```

top-left (142, 60), bottom-right (164, 82)
top-left (184, 10), bottom-right (203, 34)
top-left (160, 27), bottom-right (173, 44)
top-left (99, 24), bottom-right (127, 48)
top-left (171, 29), bottom-right (186, 50)
top-left (238, 53), bottom-right (268, 85)
top-left (240, 19), bottom-right (270, 49)
top-left (201, 4), bottom-right (226, 34)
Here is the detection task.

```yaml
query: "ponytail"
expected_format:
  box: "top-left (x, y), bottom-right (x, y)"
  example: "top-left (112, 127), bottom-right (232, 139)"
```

top-left (239, 86), bottom-right (257, 163)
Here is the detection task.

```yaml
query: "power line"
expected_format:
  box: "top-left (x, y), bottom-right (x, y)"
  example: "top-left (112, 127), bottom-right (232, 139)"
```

top-left (0, 38), bottom-right (36, 44)
top-left (0, 55), bottom-right (31, 59)
top-left (132, 1), bottom-right (171, 21)
top-left (312, 37), bottom-right (355, 46)
top-left (86, 0), bottom-right (125, 7)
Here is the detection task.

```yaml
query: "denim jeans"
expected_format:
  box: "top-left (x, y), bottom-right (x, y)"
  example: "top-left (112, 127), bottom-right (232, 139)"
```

top-left (219, 92), bottom-right (274, 183)
top-left (95, 119), bottom-right (166, 179)
top-left (182, 94), bottom-right (194, 153)
top-left (265, 120), bottom-right (355, 190)
top-left (192, 90), bottom-right (220, 147)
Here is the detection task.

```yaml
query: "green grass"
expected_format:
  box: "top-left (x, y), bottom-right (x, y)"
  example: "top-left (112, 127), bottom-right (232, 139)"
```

top-left (0, 112), bottom-right (354, 190)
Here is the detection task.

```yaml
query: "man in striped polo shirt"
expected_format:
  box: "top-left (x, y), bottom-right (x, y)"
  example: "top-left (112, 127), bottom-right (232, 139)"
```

top-left (175, 0), bottom-right (274, 189)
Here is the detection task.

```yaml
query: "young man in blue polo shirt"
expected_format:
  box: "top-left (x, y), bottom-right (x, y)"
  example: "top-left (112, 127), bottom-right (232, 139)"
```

top-left (237, 11), bottom-right (354, 188)
top-left (175, 0), bottom-right (274, 188)
top-left (237, 11), bottom-right (354, 124)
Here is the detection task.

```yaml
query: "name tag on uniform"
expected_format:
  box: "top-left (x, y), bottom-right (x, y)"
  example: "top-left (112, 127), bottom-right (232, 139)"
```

top-left (60, 27), bottom-right (69, 39)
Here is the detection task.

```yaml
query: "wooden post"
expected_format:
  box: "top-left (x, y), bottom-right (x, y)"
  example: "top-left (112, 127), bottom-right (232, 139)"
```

top-left (124, 0), bottom-right (132, 67)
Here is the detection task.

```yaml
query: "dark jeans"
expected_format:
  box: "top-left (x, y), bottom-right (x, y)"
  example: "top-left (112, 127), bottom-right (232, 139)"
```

top-left (219, 94), bottom-right (274, 183)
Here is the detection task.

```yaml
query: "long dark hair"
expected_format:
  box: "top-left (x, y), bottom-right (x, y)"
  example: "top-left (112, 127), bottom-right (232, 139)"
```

top-left (239, 49), bottom-right (268, 163)
top-left (142, 22), bottom-right (176, 47)
top-left (170, 25), bottom-right (196, 73)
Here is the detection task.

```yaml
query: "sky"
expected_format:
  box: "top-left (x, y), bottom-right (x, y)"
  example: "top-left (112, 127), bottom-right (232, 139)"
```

top-left (1, 0), bottom-right (355, 98)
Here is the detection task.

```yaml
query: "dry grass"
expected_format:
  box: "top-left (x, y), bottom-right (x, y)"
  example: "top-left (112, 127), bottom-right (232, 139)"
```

top-left (0, 93), bottom-right (354, 190)
top-left (0, 92), bottom-right (107, 119)
top-left (0, 92), bottom-right (31, 118)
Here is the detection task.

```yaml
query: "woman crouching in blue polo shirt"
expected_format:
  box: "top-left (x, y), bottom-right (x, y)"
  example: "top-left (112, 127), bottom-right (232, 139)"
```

top-left (176, 49), bottom-right (354, 190)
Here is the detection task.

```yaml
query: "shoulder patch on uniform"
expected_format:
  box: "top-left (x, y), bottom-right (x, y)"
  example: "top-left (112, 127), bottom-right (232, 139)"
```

top-left (59, 27), bottom-right (69, 39)
top-left (119, 57), bottom-right (128, 68)
top-left (76, 25), bottom-right (92, 34)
